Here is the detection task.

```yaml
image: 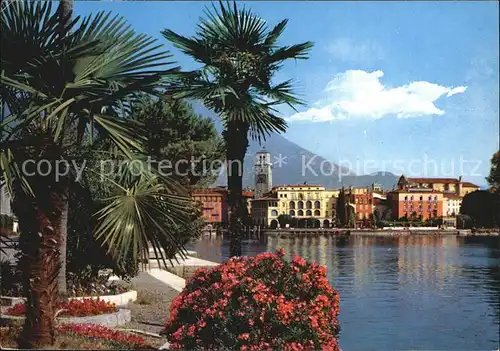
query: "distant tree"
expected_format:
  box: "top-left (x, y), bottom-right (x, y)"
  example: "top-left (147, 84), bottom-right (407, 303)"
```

top-left (457, 214), bottom-right (473, 229)
top-left (336, 188), bottom-right (347, 227)
top-left (382, 207), bottom-right (392, 221)
top-left (346, 205), bottom-right (356, 228)
top-left (486, 151), bottom-right (500, 192)
top-left (277, 214), bottom-right (293, 228)
top-left (373, 208), bottom-right (381, 224)
top-left (411, 211), bottom-right (418, 221)
top-left (460, 190), bottom-right (497, 228)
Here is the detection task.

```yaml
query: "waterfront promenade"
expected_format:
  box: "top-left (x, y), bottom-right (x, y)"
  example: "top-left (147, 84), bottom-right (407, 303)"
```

top-left (263, 228), bottom-right (499, 237)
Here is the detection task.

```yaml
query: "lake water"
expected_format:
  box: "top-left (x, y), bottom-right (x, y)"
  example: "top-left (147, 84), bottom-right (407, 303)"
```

top-left (188, 235), bottom-right (500, 351)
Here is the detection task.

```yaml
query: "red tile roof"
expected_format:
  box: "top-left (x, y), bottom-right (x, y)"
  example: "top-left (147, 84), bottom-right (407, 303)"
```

top-left (272, 184), bottom-right (323, 189)
top-left (192, 188), bottom-right (226, 196)
top-left (462, 182), bottom-right (480, 188)
top-left (406, 177), bottom-right (459, 184)
top-left (444, 194), bottom-right (462, 199)
top-left (389, 189), bottom-right (444, 194)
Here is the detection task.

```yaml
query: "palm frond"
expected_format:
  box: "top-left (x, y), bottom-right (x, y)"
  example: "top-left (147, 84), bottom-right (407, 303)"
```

top-left (93, 160), bottom-right (191, 268)
top-left (163, 0), bottom-right (312, 141)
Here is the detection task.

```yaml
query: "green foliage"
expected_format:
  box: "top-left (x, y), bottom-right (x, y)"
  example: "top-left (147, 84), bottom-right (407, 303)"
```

top-left (335, 188), bottom-right (347, 227)
top-left (131, 95), bottom-right (225, 187)
top-left (162, 0), bottom-right (313, 256)
top-left (277, 214), bottom-right (293, 227)
top-left (457, 214), bottom-right (473, 229)
top-left (487, 151), bottom-right (500, 192)
top-left (460, 190), bottom-right (499, 228)
top-left (0, 259), bottom-right (22, 296)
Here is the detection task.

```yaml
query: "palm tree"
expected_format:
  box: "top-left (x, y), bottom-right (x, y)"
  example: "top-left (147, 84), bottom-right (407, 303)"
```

top-left (1, 1), bottom-right (190, 347)
top-left (56, 0), bottom-right (73, 298)
top-left (162, 0), bottom-right (313, 256)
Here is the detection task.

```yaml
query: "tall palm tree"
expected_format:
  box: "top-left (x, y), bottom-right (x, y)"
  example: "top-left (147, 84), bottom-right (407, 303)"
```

top-left (1, 1), bottom-right (190, 347)
top-left (162, 1), bottom-right (313, 256)
top-left (56, 0), bottom-right (73, 298)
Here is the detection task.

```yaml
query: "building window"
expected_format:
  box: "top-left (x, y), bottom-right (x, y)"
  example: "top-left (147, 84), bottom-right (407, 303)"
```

top-left (306, 210), bottom-right (312, 216)
top-left (298, 201), bottom-right (304, 209)
top-left (271, 210), bottom-right (278, 217)
top-left (298, 210), bottom-right (304, 216)
top-left (404, 196), bottom-right (408, 201)
top-left (314, 200), bottom-right (321, 209)
top-left (314, 210), bottom-right (320, 216)
top-left (289, 210), bottom-right (295, 216)
top-left (306, 201), bottom-right (312, 209)
top-left (284, 194), bottom-right (287, 198)
top-left (289, 201), bottom-right (295, 209)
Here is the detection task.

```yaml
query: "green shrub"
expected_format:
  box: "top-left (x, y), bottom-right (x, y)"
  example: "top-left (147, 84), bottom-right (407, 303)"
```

top-left (0, 259), bottom-right (22, 296)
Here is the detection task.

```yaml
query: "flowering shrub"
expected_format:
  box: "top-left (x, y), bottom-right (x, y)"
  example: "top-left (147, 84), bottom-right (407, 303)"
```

top-left (6, 298), bottom-right (117, 317)
top-left (56, 323), bottom-right (151, 349)
top-left (162, 249), bottom-right (340, 351)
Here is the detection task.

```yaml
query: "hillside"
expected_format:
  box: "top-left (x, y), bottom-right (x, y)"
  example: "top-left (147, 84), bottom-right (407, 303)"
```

top-left (194, 104), bottom-right (399, 190)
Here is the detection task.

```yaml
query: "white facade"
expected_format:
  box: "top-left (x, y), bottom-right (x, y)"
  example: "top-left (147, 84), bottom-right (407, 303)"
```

top-left (443, 196), bottom-right (462, 216)
top-left (254, 152), bottom-right (272, 199)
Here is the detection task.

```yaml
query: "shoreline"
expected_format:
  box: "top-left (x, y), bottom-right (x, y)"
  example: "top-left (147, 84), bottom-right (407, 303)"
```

top-left (264, 229), bottom-right (499, 237)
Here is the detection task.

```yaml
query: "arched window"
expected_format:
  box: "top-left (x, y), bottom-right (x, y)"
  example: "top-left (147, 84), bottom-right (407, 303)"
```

top-left (298, 210), bottom-right (304, 216)
top-left (314, 210), bottom-right (320, 216)
top-left (298, 201), bottom-right (304, 209)
top-left (289, 201), bottom-right (295, 209)
top-left (306, 210), bottom-right (312, 216)
top-left (314, 201), bottom-right (321, 209)
top-left (306, 201), bottom-right (312, 209)
top-left (271, 210), bottom-right (278, 217)
top-left (289, 210), bottom-right (295, 216)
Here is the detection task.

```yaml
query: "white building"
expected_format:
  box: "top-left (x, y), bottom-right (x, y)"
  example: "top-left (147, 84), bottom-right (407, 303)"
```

top-left (443, 194), bottom-right (462, 217)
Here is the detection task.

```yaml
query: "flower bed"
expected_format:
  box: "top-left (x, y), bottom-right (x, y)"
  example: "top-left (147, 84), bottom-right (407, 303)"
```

top-left (56, 323), bottom-right (152, 348)
top-left (0, 323), bottom-right (155, 349)
top-left (6, 298), bottom-right (117, 317)
top-left (162, 249), bottom-right (340, 351)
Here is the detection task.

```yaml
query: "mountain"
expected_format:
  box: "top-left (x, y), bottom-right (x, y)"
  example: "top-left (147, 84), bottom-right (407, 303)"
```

top-left (193, 103), bottom-right (400, 190)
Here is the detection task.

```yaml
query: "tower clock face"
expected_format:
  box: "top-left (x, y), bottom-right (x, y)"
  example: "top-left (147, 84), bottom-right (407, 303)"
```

top-left (256, 174), bottom-right (267, 184)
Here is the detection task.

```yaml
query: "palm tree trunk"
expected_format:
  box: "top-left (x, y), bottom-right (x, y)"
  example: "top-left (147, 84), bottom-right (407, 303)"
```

top-left (55, 0), bottom-right (73, 297)
top-left (57, 197), bottom-right (68, 296)
top-left (224, 123), bottom-right (249, 257)
top-left (13, 191), bottom-right (63, 348)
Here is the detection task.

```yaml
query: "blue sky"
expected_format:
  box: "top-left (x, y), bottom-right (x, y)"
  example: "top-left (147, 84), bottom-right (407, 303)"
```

top-left (74, 1), bottom-right (499, 185)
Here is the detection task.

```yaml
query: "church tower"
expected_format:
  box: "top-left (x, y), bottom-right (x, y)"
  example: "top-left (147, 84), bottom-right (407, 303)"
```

top-left (254, 151), bottom-right (272, 199)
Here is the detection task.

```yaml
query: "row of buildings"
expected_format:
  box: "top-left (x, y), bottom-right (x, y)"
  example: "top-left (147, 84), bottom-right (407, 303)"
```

top-left (193, 152), bottom-right (480, 229)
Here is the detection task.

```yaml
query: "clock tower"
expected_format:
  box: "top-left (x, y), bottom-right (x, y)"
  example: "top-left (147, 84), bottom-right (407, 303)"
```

top-left (254, 151), bottom-right (272, 199)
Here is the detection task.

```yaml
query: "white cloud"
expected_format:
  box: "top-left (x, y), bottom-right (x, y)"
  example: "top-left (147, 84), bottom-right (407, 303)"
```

top-left (326, 38), bottom-right (384, 64)
top-left (288, 70), bottom-right (467, 122)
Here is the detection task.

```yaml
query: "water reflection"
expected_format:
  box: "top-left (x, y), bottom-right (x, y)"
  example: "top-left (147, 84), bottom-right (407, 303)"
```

top-left (188, 235), bottom-right (500, 350)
